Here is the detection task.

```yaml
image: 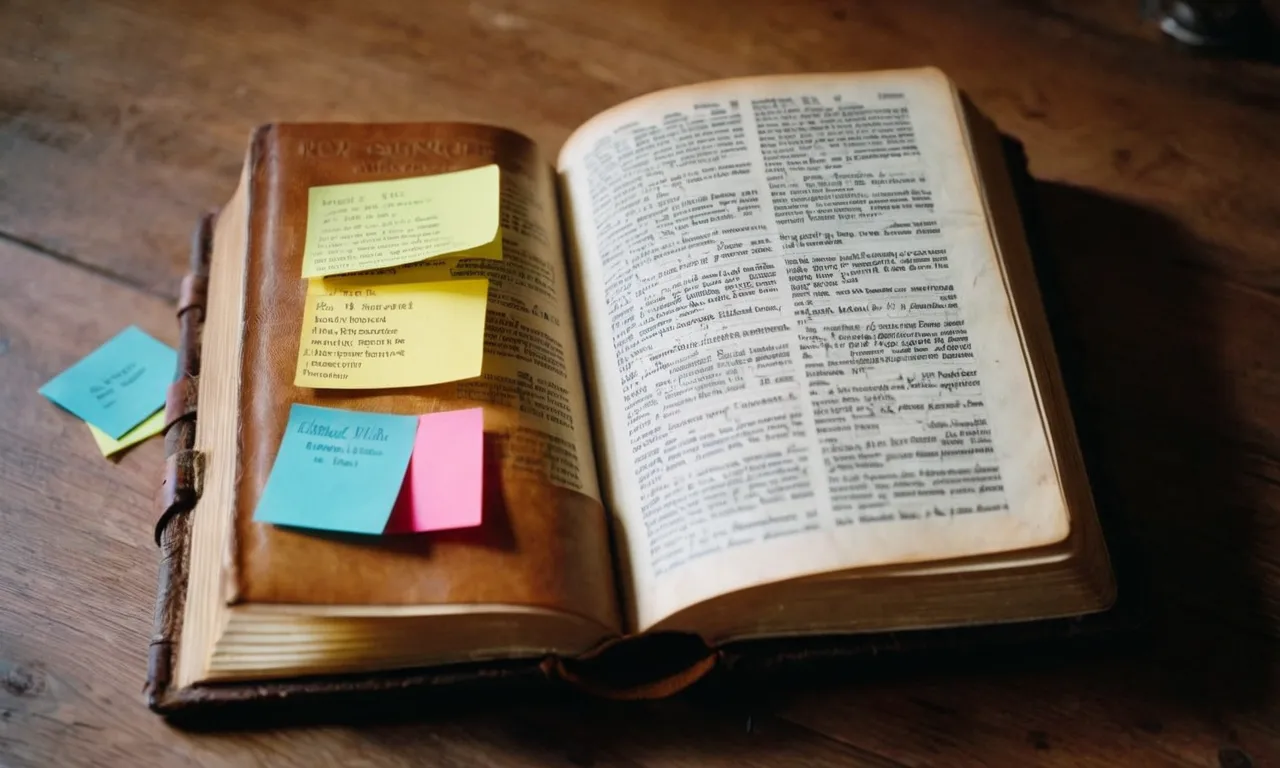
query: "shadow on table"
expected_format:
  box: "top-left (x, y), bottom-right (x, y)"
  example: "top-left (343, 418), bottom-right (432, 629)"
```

top-left (694, 179), bottom-right (1278, 719)
top-left (709, 178), bottom-right (1277, 702)
top-left (1026, 179), bottom-right (1276, 710)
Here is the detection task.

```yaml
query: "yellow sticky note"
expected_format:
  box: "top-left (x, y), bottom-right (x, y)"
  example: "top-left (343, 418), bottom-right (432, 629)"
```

top-left (451, 230), bottom-right (503, 262)
top-left (88, 409), bottom-right (165, 457)
top-left (301, 165), bottom-right (501, 278)
top-left (294, 277), bottom-right (489, 389)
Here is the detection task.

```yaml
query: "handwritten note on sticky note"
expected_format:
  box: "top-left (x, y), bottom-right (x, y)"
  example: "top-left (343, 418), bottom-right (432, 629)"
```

top-left (386, 408), bottom-right (485, 533)
top-left (253, 404), bottom-right (418, 534)
top-left (39, 326), bottom-right (176, 439)
top-left (89, 409), bottom-right (165, 457)
top-left (301, 164), bottom-right (500, 278)
top-left (294, 277), bottom-right (489, 390)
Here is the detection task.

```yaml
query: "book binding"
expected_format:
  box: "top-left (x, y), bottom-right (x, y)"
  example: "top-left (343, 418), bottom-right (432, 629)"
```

top-left (144, 135), bottom-right (1139, 723)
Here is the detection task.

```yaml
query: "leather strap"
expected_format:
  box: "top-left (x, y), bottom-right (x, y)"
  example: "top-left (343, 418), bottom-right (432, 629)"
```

top-left (155, 447), bottom-right (204, 541)
top-left (177, 275), bottom-right (209, 320)
top-left (146, 509), bottom-right (192, 702)
top-left (146, 210), bottom-right (216, 705)
top-left (152, 210), bottom-right (213, 545)
top-left (163, 375), bottom-right (199, 435)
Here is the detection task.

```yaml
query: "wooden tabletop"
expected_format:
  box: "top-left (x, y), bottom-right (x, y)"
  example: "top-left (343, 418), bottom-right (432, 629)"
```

top-left (3, 0), bottom-right (1280, 765)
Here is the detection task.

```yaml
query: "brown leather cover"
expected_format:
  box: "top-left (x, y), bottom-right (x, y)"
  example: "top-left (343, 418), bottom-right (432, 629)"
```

top-left (231, 124), bottom-right (619, 621)
top-left (144, 132), bottom-right (1139, 725)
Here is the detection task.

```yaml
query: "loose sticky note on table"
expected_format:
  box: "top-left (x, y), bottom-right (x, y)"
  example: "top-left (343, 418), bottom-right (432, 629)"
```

top-left (253, 404), bottom-right (419, 534)
top-left (385, 408), bottom-right (485, 534)
top-left (88, 408), bottom-right (165, 457)
top-left (294, 276), bottom-right (489, 389)
top-left (39, 326), bottom-right (176, 439)
top-left (301, 164), bottom-right (501, 278)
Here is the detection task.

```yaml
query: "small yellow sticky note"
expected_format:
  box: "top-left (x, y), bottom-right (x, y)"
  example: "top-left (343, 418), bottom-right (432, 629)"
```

top-left (451, 230), bottom-right (503, 262)
top-left (301, 165), bottom-right (501, 278)
top-left (88, 409), bottom-right (165, 457)
top-left (294, 277), bottom-right (489, 389)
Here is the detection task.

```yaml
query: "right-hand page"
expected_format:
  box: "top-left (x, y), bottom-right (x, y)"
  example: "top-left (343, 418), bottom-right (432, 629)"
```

top-left (558, 69), bottom-right (1069, 632)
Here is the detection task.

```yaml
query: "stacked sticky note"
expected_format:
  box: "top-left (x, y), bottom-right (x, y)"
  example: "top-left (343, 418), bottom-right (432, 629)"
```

top-left (300, 164), bottom-right (502, 278)
top-left (255, 166), bottom-right (502, 535)
top-left (253, 404), bottom-right (484, 535)
top-left (39, 326), bottom-right (176, 458)
top-left (294, 271), bottom-right (490, 390)
top-left (294, 164), bottom-right (501, 392)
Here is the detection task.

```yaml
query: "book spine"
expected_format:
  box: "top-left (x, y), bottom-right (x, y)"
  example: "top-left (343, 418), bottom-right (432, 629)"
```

top-left (144, 211), bottom-right (214, 711)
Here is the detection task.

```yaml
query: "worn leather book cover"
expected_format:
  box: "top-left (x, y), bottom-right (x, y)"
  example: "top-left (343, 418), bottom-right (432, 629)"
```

top-left (143, 123), bottom-right (1140, 724)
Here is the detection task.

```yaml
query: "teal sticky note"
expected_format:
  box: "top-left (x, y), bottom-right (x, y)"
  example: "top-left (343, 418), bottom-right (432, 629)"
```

top-left (253, 404), bottom-right (419, 534)
top-left (39, 326), bottom-right (177, 439)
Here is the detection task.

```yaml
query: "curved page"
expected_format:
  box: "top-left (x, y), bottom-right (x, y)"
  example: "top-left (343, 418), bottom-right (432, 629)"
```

top-left (558, 70), bottom-right (1069, 631)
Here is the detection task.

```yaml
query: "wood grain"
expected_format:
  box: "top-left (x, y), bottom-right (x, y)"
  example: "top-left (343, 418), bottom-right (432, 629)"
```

top-left (2, 0), bottom-right (1279, 765)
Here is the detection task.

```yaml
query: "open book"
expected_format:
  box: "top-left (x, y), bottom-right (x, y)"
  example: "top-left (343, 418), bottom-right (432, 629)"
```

top-left (168, 68), bottom-right (1114, 694)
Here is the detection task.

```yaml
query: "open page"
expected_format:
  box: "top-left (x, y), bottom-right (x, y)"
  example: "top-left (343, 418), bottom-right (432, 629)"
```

top-left (558, 69), bottom-right (1070, 631)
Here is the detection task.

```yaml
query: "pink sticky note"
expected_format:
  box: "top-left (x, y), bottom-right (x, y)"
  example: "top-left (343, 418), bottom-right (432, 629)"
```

top-left (385, 408), bottom-right (485, 533)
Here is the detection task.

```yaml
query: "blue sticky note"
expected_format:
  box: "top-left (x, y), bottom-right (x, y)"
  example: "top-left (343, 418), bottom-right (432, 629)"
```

top-left (253, 404), bottom-right (419, 534)
top-left (39, 326), bottom-right (177, 439)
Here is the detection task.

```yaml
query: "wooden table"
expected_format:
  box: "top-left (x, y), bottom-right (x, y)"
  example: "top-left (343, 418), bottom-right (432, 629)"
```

top-left (3, 1), bottom-right (1279, 765)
